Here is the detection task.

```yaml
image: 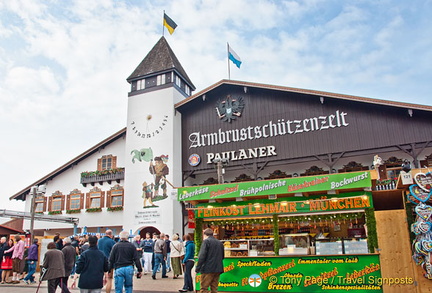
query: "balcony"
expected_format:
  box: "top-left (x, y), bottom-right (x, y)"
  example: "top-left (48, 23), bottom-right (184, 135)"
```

top-left (80, 168), bottom-right (125, 186)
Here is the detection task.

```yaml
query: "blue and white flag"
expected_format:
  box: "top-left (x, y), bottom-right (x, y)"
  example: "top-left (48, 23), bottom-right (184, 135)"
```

top-left (228, 44), bottom-right (242, 68)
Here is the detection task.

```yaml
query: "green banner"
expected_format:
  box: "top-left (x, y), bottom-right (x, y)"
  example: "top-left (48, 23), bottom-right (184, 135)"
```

top-left (178, 171), bottom-right (371, 201)
top-left (194, 192), bottom-right (372, 219)
top-left (197, 255), bottom-right (385, 292)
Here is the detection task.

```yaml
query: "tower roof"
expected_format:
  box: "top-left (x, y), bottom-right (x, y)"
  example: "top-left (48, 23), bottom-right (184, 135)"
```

top-left (127, 36), bottom-right (195, 90)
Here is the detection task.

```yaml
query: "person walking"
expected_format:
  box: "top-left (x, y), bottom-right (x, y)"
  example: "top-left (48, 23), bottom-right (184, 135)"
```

top-left (169, 234), bottom-right (184, 279)
top-left (142, 232), bottom-right (153, 275)
top-left (165, 234), bottom-right (172, 272)
top-left (98, 230), bottom-right (116, 293)
top-left (132, 235), bottom-right (144, 270)
top-left (23, 238), bottom-right (39, 284)
top-left (62, 237), bottom-right (76, 289)
top-left (152, 234), bottom-right (168, 279)
top-left (72, 235), bottom-right (109, 293)
top-left (41, 242), bottom-right (69, 293)
top-left (195, 228), bottom-right (224, 293)
top-left (4, 235), bottom-right (25, 284)
top-left (179, 234), bottom-right (195, 293)
top-left (109, 231), bottom-right (142, 293)
top-left (1, 238), bottom-right (13, 283)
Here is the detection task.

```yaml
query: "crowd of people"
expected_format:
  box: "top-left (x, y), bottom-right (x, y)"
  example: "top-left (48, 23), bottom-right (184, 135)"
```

top-left (0, 227), bottom-right (224, 293)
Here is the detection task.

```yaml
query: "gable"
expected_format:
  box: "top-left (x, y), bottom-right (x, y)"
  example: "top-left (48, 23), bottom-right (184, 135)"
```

top-left (178, 83), bottom-right (432, 172)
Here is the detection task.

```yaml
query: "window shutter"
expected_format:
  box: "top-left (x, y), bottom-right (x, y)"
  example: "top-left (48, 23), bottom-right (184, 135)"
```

top-left (48, 196), bottom-right (53, 212)
top-left (80, 193), bottom-right (84, 209)
top-left (66, 194), bottom-right (70, 210)
top-left (97, 158), bottom-right (102, 171)
top-left (43, 197), bottom-right (47, 212)
top-left (112, 156), bottom-right (117, 169)
top-left (107, 190), bottom-right (111, 208)
top-left (86, 193), bottom-right (91, 209)
top-left (61, 194), bottom-right (65, 211)
top-left (101, 191), bottom-right (105, 208)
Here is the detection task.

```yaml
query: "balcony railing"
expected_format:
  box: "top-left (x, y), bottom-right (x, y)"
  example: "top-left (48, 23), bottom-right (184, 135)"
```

top-left (81, 171), bottom-right (125, 186)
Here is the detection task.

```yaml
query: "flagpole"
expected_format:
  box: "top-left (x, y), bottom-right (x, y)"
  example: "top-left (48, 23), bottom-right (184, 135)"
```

top-left (162, 10), bottom-right (165, 36)
top-left (227, 42), bottom-right (231, 80)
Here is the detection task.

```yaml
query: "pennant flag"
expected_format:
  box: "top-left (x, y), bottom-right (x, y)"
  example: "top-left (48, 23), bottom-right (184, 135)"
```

top-left (228, 44), bottom-right (242, 68)
top-left (163, 13), bottom-right (177, 35)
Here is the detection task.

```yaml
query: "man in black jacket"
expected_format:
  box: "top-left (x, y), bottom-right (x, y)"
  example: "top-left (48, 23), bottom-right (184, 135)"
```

top-left (196, 228), bottom-right (224, 293)
top-left (109, 231), bottom-right (142, 293)
top-left (62, 237), bottom-right (76, 287)
top-left (72, 235), bottom-right (108, 291)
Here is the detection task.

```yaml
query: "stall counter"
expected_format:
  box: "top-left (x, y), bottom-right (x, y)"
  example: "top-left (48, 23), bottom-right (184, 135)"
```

top-left (196, 254), bottom-right (382, 292)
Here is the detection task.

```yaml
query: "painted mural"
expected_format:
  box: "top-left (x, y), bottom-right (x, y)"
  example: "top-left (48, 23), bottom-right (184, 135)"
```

top-left (130, 147), bottom-right (170, 209)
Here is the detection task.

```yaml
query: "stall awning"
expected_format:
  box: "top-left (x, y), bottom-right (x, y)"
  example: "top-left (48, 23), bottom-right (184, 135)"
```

top-left (178, 171), bottom-right (371, 202)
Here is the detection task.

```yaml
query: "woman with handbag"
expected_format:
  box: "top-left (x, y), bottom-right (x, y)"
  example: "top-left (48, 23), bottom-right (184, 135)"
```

top-left (169, 234), bottom-right (184, 279)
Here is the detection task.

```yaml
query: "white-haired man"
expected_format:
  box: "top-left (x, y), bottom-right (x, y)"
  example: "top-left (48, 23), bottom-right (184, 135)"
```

top-left (109, 231), bottom-right (142, 293)
top-left (62, 237), bottom-right (76, 288)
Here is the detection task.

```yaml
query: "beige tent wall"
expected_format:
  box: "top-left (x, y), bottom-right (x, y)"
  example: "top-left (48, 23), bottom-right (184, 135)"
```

top-left (375, 209), bottom-right (432, 292)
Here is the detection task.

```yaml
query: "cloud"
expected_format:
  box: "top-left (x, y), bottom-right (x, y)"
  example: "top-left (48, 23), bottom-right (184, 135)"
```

top-left (0, 0), bottom-right (432, 212)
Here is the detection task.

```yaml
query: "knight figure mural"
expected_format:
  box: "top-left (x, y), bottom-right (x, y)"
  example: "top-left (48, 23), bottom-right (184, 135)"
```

top-left (130, 147), bottom-right (170, 209)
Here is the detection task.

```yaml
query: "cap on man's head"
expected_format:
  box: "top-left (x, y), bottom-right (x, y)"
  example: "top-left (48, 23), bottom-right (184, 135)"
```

top-left (203, 228), bottom-right (214, 236)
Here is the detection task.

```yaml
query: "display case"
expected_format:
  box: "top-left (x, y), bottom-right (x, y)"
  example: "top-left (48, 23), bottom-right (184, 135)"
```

top-left (343, 239), bottom-right (368, 254)
top-left (223, 239), bottom-right (249, 257)
top-left (249, 239), bottom-right (274, 256)
top-left (315, 239), bottom-right (343, 255)
top-left (222, 238), bottom-right (275, 257)
top-left (279, 233), bottom-right (311, 255)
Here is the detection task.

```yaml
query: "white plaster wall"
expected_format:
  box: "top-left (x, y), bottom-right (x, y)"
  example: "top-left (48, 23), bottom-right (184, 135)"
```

top-left (24, 136), bottom-right (126, 232)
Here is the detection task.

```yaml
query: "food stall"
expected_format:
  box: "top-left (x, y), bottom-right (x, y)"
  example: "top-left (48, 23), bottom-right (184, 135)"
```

top-left (178, 171), bottom-right (383, 292)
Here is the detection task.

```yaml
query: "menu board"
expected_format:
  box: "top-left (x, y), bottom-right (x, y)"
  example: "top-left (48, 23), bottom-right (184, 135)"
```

top-left (344, 239), bottom-right (369, 254)
top-left (315, 241), bottom-right (343, 255)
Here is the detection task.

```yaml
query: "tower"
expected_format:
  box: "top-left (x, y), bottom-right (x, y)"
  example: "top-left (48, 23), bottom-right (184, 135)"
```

top-left (123, 36), bottom-right (195, 236)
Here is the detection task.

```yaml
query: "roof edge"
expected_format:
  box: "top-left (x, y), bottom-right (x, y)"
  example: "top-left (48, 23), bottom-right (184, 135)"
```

top-left (175, 79), bottom-right (432, 112)
top-left (9, 128), bottom-right (127, 201)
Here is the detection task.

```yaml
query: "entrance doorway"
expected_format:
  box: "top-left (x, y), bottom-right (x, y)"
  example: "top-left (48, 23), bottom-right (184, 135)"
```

top-left (138, 226), bottom-right (160, 238)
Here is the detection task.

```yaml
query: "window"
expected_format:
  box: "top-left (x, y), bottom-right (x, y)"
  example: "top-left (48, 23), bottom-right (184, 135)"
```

top-left (107, 185), bottom-right (124, 208)
top-left (97, 155), bottom-right (117, 171)
top-left (185, 85), bottom-right (190, 95)
top-left (35, 195), bottom-right (47, 213)
top-left (48, 191), bottom-right (65, 212)
top-left (66, 189), bottom-right (84, 211)
top-left (86, 187), bottom-right (104, 209)
top-left (157, 74), bottom-right (166, 86)
top-left (175, 75), bottom-right (181, 87)
top-left (137, 79), bottom-right (145, 90)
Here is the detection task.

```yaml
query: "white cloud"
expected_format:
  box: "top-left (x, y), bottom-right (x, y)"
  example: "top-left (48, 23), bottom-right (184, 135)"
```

top-left (0, 0), bottom-right (431, 212)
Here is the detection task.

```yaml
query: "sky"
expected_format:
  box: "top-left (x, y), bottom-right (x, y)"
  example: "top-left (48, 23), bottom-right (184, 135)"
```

top-left (1, 0), bottom-right (431, 217)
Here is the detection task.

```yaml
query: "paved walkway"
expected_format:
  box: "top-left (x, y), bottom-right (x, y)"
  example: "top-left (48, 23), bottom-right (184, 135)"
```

top-left (0, 270), bottom-right (190, 293)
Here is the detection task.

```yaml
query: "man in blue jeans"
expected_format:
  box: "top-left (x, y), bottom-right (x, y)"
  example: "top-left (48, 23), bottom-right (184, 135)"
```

top-left (152, 233), bottom-right (168, 279)
top-left (24, 238), bottom-right (39, 284)
top-left (109, 231), bottom-right (142, 293)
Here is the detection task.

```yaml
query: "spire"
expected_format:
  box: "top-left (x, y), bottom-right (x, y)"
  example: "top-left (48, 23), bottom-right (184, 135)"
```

top-left (127, 36), bottom-right (195, 91)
